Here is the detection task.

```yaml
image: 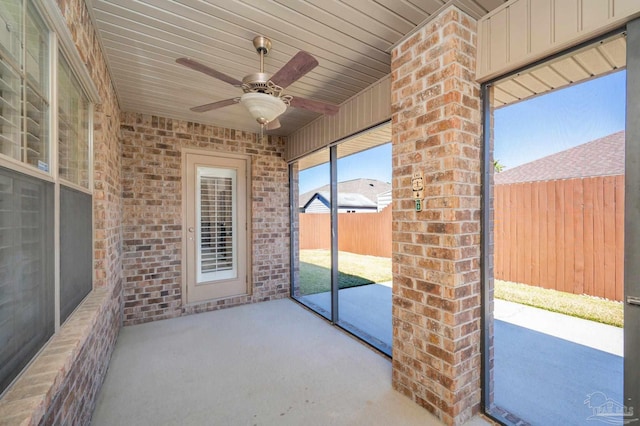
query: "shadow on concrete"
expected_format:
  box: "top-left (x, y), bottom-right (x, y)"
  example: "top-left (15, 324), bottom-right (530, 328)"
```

top-left (493, 320), bottom-right (623, 425)
top-left (298, 284), bottom-right (392, 355)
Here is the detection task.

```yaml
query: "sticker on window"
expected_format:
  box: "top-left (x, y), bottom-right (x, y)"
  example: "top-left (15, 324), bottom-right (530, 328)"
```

top-left (37, 161), bottom-right (49, 172)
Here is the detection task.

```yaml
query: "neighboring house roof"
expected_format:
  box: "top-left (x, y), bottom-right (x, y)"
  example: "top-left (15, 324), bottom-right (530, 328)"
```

top-left (299, 178), bottom-right (391, 208)
top-left (302, 191), bottom-right (378, 211)
top-left (495, 131), bottom-right (625, 185)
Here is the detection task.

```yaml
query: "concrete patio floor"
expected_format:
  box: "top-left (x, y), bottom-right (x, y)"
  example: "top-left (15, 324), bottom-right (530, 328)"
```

top-left (300, 284), bottom-right (624, 425)
top-left (493, 301), bottom-right (623, 426)
top-left (91, 298), bottom-right (489, 426)
top-left (299, 283), bottom-right (393, 353)
top-left (91, 284), bottom-right (624, 426)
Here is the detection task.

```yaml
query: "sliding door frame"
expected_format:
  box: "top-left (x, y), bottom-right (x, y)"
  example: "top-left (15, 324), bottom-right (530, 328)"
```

top-left (624, 17), bottom-right (640, 419)
top-left (289, 122), bottom-right (392, 356)
top-left (480, 26), bottom-right (634, 424)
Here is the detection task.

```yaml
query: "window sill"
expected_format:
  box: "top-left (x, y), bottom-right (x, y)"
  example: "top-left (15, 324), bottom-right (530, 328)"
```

top-left (0, 287), bottom-right (110, 425)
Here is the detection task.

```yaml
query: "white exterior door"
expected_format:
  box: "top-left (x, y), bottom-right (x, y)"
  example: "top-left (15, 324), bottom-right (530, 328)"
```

top-left (184, 152), bottom-right (248, 303)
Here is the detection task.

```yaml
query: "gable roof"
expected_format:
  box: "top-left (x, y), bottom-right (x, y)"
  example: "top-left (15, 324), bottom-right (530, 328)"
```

top-left (302, 192), bottom-right (378, 210)
top-left (495, 131), bottom-right (624, 185)
top-left (299, 178), bottom-right (391, 208)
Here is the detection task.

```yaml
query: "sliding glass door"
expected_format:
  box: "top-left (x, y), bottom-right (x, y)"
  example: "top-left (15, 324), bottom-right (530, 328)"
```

top-left (290, 124), bottom-right (392, 355)
top-left (336, 142), bottom-right (392, 354)
top-left (483, 27), bottom-right (640, 425)
top-left (292, 148), bottom-right (332, 320)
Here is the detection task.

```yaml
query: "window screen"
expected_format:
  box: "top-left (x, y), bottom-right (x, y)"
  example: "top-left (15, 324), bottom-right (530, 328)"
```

top-left (58, 55), bottom-right (90, 188)
top-left (24, 4), bottom-right (49, 170)
top-left (0, 49), bottom-right (21, 162)
top-left (0, 1), bottom-right (50, 171)
top-left (60, 185), bottom-right (92, 323)
top-left (0, 166), bottom-right (54, 394)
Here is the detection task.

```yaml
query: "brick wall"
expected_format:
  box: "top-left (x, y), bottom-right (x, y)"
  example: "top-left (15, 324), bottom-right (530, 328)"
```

top-left (52, 0), bottom-right (125, 419)
top-left (55, 0), bottom-right (123, 291)
top-left (0, 0), bottom-right (123, 424)
top-left (40, 286), bottom-right (121, 426)
top-left (390, 6), bottom-right (483, 426)
top-left (120, 113), bottom-right (290, 324)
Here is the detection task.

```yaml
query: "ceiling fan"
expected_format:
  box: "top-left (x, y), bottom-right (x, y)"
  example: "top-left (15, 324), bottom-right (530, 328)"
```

top-left (176, 36), bottom-right (340, 131)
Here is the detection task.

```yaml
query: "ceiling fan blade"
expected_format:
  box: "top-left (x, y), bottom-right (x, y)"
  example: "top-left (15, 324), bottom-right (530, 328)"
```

top-left (176, 58), bottom-right (243, 87)
top-left (290, 97), bottom-right (339, 116)
top-left (266, 118), bottom-right (281, 130)
top-left (190, 98), bottom-right (240, 113)
top-left (270, 51), bottom-right (318, 89)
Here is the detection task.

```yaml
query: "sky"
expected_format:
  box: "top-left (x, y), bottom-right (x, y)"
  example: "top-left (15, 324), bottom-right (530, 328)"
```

top-left (299, 143), bottom-right (392, 194)
top-left (494, 70), bottom-right (626, 170)
top-left (299, 69), bottom-right (626, 193)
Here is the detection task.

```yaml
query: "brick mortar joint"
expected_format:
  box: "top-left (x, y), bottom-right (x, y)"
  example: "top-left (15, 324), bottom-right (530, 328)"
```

top-left (393, 5), bottom-right (477, 53)
top-left (0, 287), bottom-right (113, 423)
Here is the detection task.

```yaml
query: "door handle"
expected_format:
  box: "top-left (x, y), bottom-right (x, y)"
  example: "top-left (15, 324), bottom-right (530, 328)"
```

top-left (627, 296), bottom-right (640, 306)
top-left (188, 227), bottom-right (195, 233)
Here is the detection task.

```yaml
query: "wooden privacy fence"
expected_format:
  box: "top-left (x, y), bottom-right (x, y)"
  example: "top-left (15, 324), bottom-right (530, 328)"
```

top-left (299, 206), bottom-right (392, 258)
top-left (494, 175), bottom-right (624, 301)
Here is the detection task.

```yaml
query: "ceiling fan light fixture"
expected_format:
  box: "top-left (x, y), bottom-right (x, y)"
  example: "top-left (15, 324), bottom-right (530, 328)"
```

top-left (240, 92), bottom-right (287, 125)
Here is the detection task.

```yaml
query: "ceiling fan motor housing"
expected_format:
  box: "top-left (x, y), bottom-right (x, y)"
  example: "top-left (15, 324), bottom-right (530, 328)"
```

top-left (241, 73), bottom-right (291, 105)
top-left (242, 72), bottom-right (270, 91)
top-left (253, 35), bottom-right (271, 55)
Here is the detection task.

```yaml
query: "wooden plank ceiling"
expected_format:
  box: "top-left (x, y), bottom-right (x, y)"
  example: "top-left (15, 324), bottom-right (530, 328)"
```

top-left (86, 0), bottom-right (506, 136)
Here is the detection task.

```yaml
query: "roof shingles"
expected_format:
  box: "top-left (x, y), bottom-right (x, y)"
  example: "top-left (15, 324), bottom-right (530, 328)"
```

top-left (298, 178), bottom-right (391, 208)
top-left (495, 131), bottom-right (625, 185)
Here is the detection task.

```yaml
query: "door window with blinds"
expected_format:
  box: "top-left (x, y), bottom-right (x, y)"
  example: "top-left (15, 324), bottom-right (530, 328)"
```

top-left (197, 167), bottom-right (237, 282)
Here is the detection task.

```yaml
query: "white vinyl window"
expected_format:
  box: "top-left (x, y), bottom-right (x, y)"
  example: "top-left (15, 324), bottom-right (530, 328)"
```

top-left (58, 55), bottom-right (90, 188)
top-left (196, 166), bottom-right (237, 282)
top-left (0, 1), bottom-right (50, 171)
top-left (0, 0), bottom-right (97, 396)
top-left (0, 166), bottom-right (54, 394)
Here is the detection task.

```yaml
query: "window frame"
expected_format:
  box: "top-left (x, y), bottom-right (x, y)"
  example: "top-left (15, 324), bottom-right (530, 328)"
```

top-left (0, 0), bottom-right (100, 397)
top-left (57, 53), bottom-right (92, 190)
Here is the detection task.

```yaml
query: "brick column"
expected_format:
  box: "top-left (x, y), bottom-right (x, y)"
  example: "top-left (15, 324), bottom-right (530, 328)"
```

top-left (390, 6), bottom-right (483, 426)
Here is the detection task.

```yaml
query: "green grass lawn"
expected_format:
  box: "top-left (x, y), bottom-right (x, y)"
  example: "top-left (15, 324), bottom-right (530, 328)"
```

top-left (495, 279), bottom-right (623, 328)
top-left (299, 249), bottom-right (392, 295)
top-left (298, 250), bottom-right (623, 327)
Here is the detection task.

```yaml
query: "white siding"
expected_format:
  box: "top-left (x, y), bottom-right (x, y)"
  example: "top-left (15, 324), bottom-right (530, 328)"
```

top-left (476, 0), bottom-right (640, 82)
top-left (377, 190), bottom-right (392, 211)
top-left (304, 199), bottom-right (330, 213)
top-left (285, 75), bottom-right (391, 162)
